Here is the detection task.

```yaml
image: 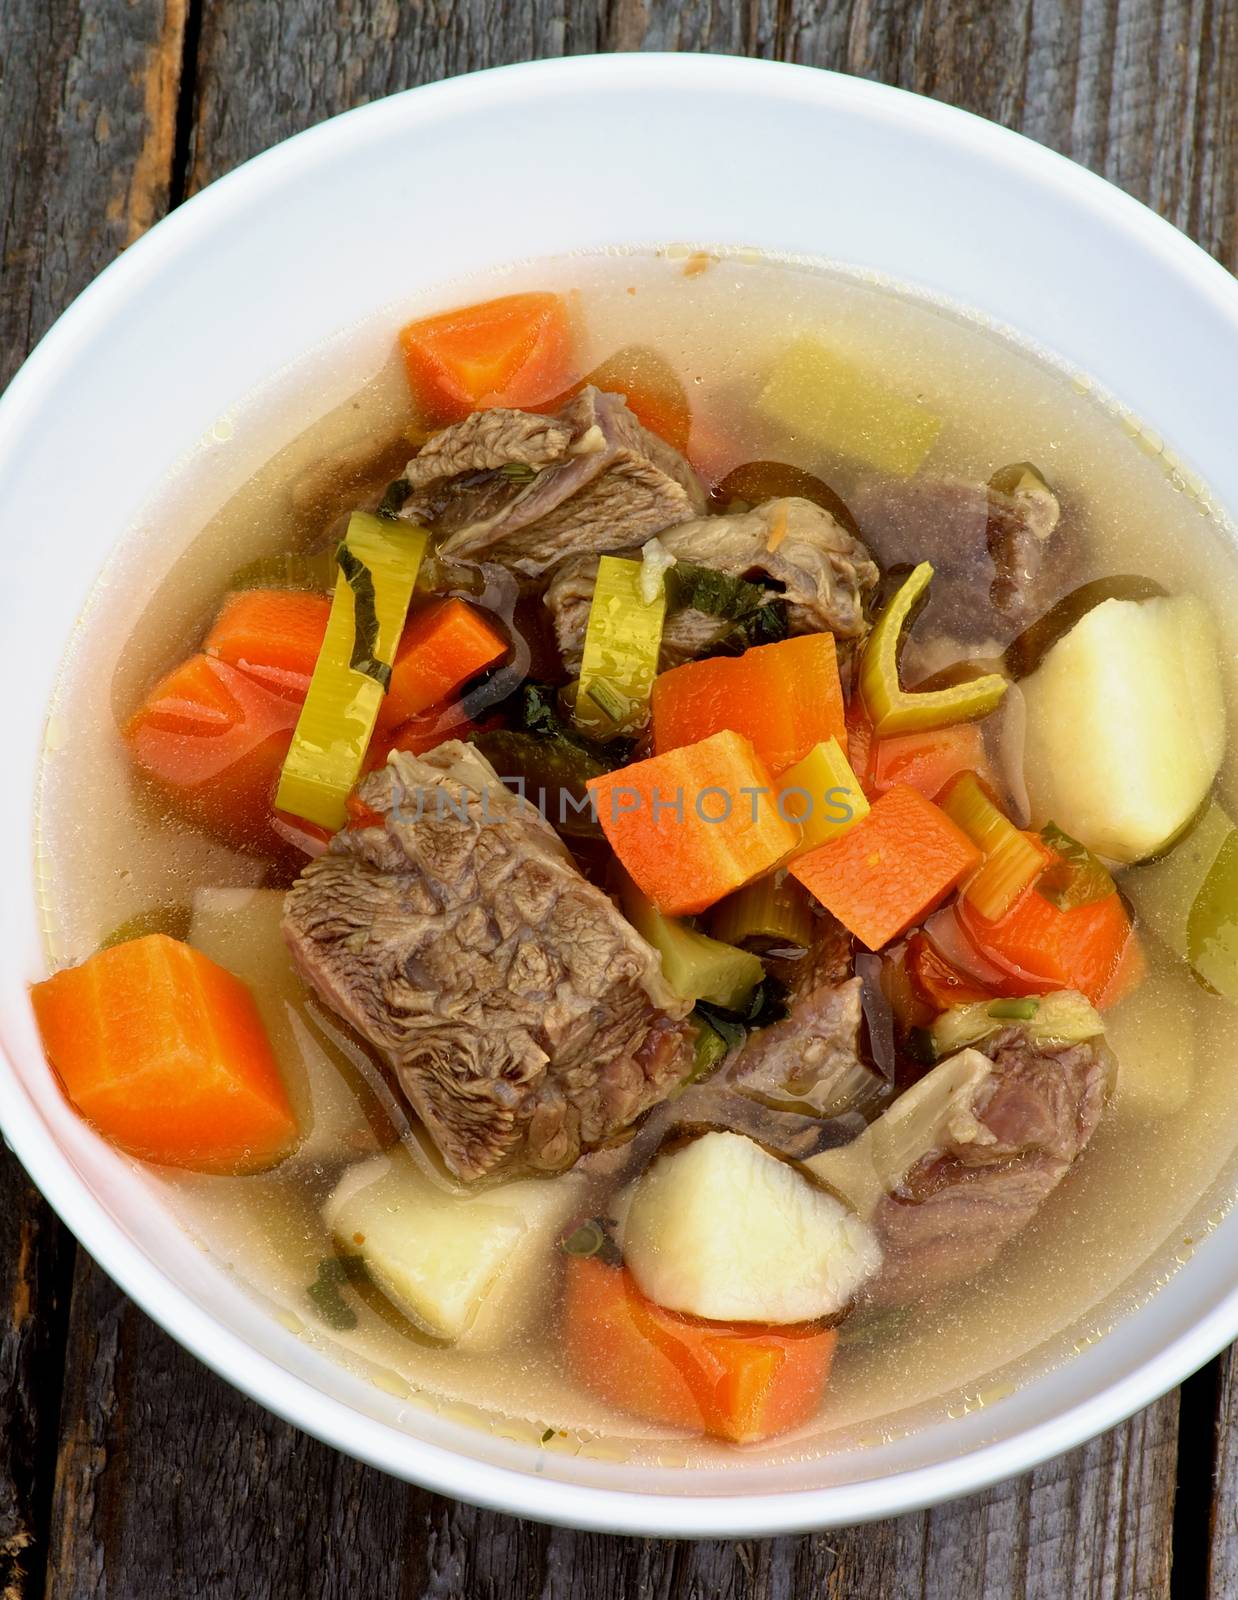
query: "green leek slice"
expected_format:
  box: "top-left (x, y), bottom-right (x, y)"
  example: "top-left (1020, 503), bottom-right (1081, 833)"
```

top-left (926, 990), bottom-right (1103, 1061)
top-left (574, 555), bottom-right (666, 736)
top-left (276, 511), bottom-right (428, 830)
top-left (860, 562), bottom-right (1009, 735)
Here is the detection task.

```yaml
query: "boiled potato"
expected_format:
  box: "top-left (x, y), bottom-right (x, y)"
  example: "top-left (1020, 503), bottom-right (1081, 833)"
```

top-left (325, 1154), bottom-right (582, 1347)
top-left (1021, 595), bottom-right (1225, 863)
top-left (190, 888), bottom-right (389, 1162)
top-left (622, 1131), bottom-right (881, 1324)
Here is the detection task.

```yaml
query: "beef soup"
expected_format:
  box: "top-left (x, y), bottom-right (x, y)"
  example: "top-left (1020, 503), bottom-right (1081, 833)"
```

top-left (31, 250), bottom-right (1238, 1459)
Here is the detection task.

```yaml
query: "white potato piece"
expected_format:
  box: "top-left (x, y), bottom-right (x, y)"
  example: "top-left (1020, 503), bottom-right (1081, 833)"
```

top-left (1021, 595), bottom-right (1225, 863)
top-left (325, 1154), bottom-right (583, 1347)
top-left (1104, 968), bottom-right (1196, 1119)
top-left (622, 1131), bottom-right (881, 1324)
top-left (190, 887), bottom-right (388, 1162)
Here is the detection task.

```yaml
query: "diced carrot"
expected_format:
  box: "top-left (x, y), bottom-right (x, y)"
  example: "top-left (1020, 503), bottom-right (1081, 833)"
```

top-left (587, 730), bottom-right (799, 916)
top-left (905, 930), bottom-right (996, 1011)
top-left (955, 867), bottom-right (1141, 1008)
top-left (203, 590), bottom-right (331, 700)
top-left (652, 636), bottom-right (846, 778)
top-left (847, 700), bottom-right (996, 801)
top-left (398, 292), bottom-right (576, 424)
top-left (563, 1254), bottom-right (837, 1444)
top-left (124, 654), bottom-right (302, 851)
top-left (791, 785), bottom-right (982, 951)
top-left (377, 598), bottom-right (507, 731)
top-left (30, 935), bottom-right (297, 1172)
top-left (871, 723), bottom-right (995, 801)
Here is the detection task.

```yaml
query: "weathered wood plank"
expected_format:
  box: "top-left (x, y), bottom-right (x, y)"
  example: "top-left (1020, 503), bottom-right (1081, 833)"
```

top-left (0, 2), bottom-right (186, 1594)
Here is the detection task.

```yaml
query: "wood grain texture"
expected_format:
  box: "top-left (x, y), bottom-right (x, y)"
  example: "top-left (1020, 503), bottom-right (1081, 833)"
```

top-left (0, 2), bottom-right (186, 1595)
top-left (8, 0), bottom-right (1236, 1593)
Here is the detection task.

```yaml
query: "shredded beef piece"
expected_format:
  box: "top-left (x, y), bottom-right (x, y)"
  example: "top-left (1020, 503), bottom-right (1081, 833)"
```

top-left (283, 742), bottom-right (694, 1180)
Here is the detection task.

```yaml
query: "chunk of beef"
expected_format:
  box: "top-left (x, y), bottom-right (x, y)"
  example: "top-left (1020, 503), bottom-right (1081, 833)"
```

top-left (864, 1025), bottom-right (1106, 1306)
top-left (397, 387), bottom-right (705, 581)
top-left (728, 914), bottom-right (888, 1119)
top-left (282, 742), bottom-right (694, 1181)
top-left (545, 497), bottom-right (880, 675)
top-left (849, 474), bottom-right (1075, 655)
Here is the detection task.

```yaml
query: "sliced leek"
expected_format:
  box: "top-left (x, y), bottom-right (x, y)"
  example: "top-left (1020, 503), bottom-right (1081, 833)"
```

top-left (276, 511), bottom-right (428, 830)
top-left (926, 989), bottom-right (1103, 1061)
top-left (708, 872), bottom-right (817, 950)
top-left (778, 736), bottom-right (870, 854)
top-left (860, 563), bottom-right (1009, 735)
top-left (620, 876), bottom-right (764, 1011)
top-left (574, 555), bottom-right (666, 737)
top-left (940, 771), bottom-right (1047, 921)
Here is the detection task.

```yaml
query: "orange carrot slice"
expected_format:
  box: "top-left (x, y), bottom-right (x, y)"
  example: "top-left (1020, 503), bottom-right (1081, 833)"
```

top-left (791, 784), bottom-right (982, 950)
top-left (398, 292), bottom-right (576, 424)
top-left (377, 598), bottom-right (507, 731)
top-left (30, 935), bottom-right (297, 1172)
top-left (588, 730), bottom-right (799, 916)
top-left (563, 1254), bottom-right (837, 1444)
top-left (652, 635), bottom-right (846, 778)
top-left (203, 589), bottom-right (331, 700)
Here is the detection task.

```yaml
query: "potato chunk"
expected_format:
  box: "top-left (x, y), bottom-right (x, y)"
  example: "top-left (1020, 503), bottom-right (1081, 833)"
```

top-left (622, 1131), bottom-right (880, 1324)
top-left (1021, 595), bottom-right (1225, 863)
top-left (325, 1154), bottom-right (581, 1346)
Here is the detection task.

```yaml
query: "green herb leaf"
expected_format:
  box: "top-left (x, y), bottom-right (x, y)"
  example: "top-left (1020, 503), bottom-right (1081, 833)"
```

top-left (501, 462), bottom-right (539, 484)
top-left (336, 544), bottom-right (393, 691)
top-left (987, 998), bottom-right (1040, 1021)
top-left (377, 477), bottom-right (410, 519)
top-left (541, 1426), bottom-right (556, 1444)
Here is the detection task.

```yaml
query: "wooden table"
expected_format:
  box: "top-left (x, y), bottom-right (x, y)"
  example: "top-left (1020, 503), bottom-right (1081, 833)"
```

top-left (2, 4), bottom-right (1236, 1594)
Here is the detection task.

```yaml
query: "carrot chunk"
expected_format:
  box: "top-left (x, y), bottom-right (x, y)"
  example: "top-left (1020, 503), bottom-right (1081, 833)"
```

top-left (30, 935), bottom-right (297, 1172)
top-left (377, 598), bottom-right (507, 731)
top-left (956, 869), bottom-right (1141, 1008)
top-left (847, 700), bottom-right (997, 801)
top-left (203, 589), bottom-right (331, 700)
top-left (790, 784), bottom-right (982, 951)
top-left (563, 1255), bottom-right (837, 1444)
top-left (588, 730), bottom-right (799, 917)
top-left (124, 654), bottom-right (302, 851)
top-left (398, 292), bottom-right (576, 424)
top-left (652, 635), bottom-right (846, 778)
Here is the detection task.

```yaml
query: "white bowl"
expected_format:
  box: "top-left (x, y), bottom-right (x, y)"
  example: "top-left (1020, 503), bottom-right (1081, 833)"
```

top-left (2, 54), bottom-right (1237, 1537)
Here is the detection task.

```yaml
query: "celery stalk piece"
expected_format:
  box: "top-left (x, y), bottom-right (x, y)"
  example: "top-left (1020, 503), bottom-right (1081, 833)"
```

top-left (940, 771), bottom-right (1049, 920)
top-left (708, 872), bottom-right (817, 950)
top-left (860, 562), bottom-right (1009, 735)
top-left (778, 736), bottom-right (870, 855)
top-left (620, 876), bottom-right (764, 1011)
top-left (276, 511), bottom-right (428, 830)
top-left (757, 336), bottom-right (943, 476)
top-left (574, 555), bottom-right (666, 737)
